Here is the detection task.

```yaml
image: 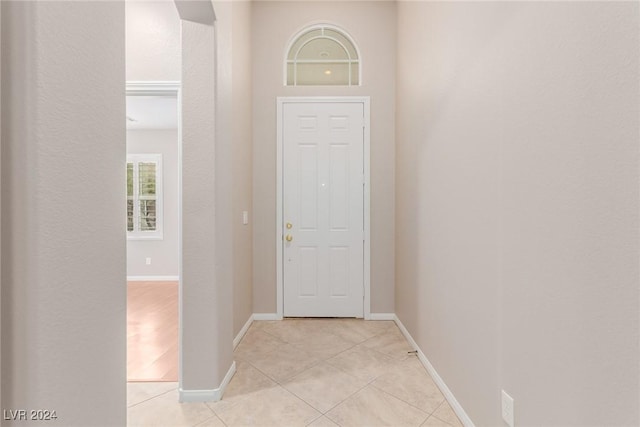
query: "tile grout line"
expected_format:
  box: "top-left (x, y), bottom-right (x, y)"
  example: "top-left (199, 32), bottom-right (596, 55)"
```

top-left (370, 381), bottom-right (437, 422)
top-left (238, 327), bottom-right (384, 421)
top-left (284, 363), bottom-right (373, 418)
top-left (220, 354), bottom-right (328, 425)
top-left (421, 413), bottom-right (457, 427)
top-left (238, 325), bottom-right (371, 384)
top-left (286, 340), bottom-right (408, 419)
top-left (192, 411), bottom-right (228, 427)
top-left (126, 385), bottom-right (179, 410)
top-left (319, 373), bottom-right (380, 419)
top-left (315, 324), bottom-right (441, 420)
top-left (366, 353), bottom-right (448, 416)
top-left (360, 334), bottom-right (454, 420)
top-left (428, 400), bottom-right (460, 427)
top-left (231, 321), bottom-right (423, 426)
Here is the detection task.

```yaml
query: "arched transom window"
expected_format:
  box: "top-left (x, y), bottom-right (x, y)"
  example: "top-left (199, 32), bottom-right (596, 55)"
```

top-left (286, 25), bottom-right (360, 86)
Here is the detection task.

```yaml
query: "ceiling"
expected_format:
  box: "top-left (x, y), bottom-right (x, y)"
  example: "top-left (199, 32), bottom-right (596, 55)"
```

top-left (126, 95), bottom-right (178, 130)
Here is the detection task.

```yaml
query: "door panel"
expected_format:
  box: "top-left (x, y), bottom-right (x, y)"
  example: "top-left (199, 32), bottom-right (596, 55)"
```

top-left (329, 144), bottom-right (349, 230)
top-left (283, 102), bottom-right (364, 317)
top-left (298, 247), bottom-right (318, 297)
top-left (329, 247), bottom-right (349, 297)
top-left (298, 145), bottom-right (318, 230)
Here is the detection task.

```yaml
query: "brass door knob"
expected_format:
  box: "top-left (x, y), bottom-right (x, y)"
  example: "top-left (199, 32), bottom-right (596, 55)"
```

top-left (285, 234), bottom-right (293, 242)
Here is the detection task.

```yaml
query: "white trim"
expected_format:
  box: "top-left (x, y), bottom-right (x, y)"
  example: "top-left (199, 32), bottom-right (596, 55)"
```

top-left (253, 313), bottom-right (281, 321)
top-left (363, 99), bottom-right (371, 320)
top-left (369, 313), bottom-right (395, 321)
top-left (294, 36), bottom-right (354, 63)
top-left (234, 315), bottom-right (254, 349)
top-left (276, 97), bottom-right (371, 320)
top-left (177, 85), bottom-right (184, 396)
top-left (286, 59), bottom-right (355, 64)
top-left (178, 389), bottom-right (216, 403)
top-left (276, 99), bottom-right (284, 320)
top-left (126, 275), bottom-right (179, 282)
top-left (393, 315), bottom-right (475, 427)
top-left (179, 361), bottom-right (236, 403)
top-left (126, 81), bottom-right (180, 96)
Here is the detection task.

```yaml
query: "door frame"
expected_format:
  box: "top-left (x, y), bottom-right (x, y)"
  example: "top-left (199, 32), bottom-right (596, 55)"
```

top-left (276, 96), bottom-right (371, 320)
top-left (125, 80), bottom-right (184, 385)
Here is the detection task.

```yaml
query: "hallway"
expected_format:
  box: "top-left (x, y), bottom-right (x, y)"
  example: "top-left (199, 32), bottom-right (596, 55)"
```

top-left (2, 1), bottom-right (637, 424)
top-left (127, 319), bottom-right (463, 426)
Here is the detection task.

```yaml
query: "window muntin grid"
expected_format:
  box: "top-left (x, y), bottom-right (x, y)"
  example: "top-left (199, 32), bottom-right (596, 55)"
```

top-left (286, 25), bottom-right (360, 86)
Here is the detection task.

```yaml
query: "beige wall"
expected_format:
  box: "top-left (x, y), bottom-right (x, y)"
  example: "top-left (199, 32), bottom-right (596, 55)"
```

top-left (229, 1), bottom-right (254, 336)
top-left (251, 1), bottom-right (396, 314)
top-left (1, 1), bottom-right (126, 425)
top-left (125, 2), bottom-right (181, 277)
top-left (127, 129), bottom-right (180, 277)
top-left (395, 1), bottom-right (639, 425)
top-left (211, 0), bottom-right (253, 341)
top-left (126, 0), bottom-right (181, 82)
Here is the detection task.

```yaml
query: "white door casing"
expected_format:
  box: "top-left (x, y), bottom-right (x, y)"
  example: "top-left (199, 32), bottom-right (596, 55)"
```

top-left (277, 97), bottom-right (370, 318)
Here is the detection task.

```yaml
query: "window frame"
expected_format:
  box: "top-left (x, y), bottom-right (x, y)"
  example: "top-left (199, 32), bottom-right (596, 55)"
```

top-left (127, 153), bottom-right (164, 240)
top-left (284, 24), bottom-right (362, 87)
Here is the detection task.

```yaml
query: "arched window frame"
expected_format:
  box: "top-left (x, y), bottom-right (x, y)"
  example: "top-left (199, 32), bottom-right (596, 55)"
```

top-left (284, 23), bottom-right (362, 87)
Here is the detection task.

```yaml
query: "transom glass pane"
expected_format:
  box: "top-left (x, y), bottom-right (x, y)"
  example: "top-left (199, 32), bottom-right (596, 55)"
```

top-left (287, 29), bottom-right (323, 60)
top-left (351, 63), bottom-right (360, 86)
top-left (287, 63), bottom-right (295, 86)
top-left (286, 25), bottom-right (360, 86)
top-left (296, 63), bottom-right (351, 86)
top-left (297, 38), bottom-right (349, 61)
top-left (324, 29), bottom-right (358, 59)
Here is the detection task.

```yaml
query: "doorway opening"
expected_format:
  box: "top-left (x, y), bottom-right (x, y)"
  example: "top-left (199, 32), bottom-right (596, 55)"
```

top-left (126, 82), bottom-right (181, 383)
top-left (276, 97), bottom-right (371, 319)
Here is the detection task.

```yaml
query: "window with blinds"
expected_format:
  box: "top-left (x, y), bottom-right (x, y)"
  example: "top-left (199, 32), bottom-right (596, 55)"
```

top-left (127, 154), bottom-right (163, 239)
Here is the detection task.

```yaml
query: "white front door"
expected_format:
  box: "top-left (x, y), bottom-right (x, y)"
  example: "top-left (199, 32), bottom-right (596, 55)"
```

top-left (282, 101), bottom-right (365, 317)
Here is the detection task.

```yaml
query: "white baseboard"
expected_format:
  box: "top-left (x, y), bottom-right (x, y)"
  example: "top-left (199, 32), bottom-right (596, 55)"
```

top-left (369, 313), bottom-right (396, 321)
top-left (127, 275), bottom-right (179, 282)
top-left (179, 361), bottom-right (236, 403)
top-left (393, 315), bottom-right (475, 427)
top-left (252, 313), bottom-right (394, 321)
top-left (253, 313), bottom-right (280, 321)
top-left (234, 315), bottom-right (254, 349)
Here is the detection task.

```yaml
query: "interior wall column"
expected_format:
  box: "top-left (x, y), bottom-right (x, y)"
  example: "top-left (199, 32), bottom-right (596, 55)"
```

top-left (180, 8), bottom-right (234, 400)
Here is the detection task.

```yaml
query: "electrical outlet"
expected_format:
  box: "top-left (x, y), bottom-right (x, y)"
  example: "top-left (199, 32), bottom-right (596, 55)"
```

top-left (145, 257), bottom-right (152, 265)
top-left (501, 390), bottom-right (514, 427)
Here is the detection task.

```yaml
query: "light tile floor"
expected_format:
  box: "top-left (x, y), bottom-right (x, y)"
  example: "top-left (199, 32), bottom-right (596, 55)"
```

top-left (127, 319), bottom-right (463, 427)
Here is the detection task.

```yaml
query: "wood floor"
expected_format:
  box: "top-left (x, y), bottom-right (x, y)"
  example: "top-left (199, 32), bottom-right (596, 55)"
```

top-left (127, 281), bottom-right (178, 382)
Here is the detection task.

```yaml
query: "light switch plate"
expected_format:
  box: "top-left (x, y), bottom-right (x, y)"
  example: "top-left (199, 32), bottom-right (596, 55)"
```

top-left (242, 211), bottom-right (249, 225)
